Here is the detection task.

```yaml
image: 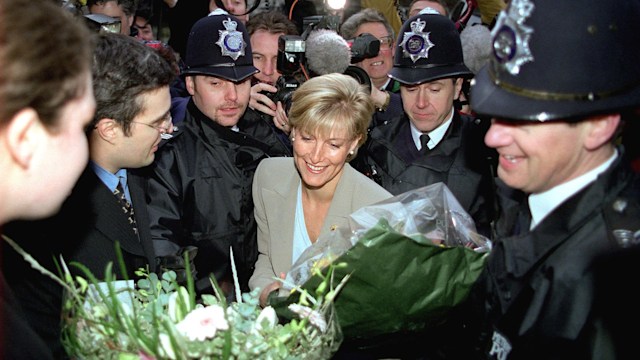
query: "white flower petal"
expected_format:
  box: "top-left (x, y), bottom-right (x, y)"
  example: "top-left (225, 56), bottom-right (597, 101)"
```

top-left (176, 305), bottom-right (229, 341)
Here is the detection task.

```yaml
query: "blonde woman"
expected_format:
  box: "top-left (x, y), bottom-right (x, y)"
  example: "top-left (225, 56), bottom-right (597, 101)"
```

top-left (249, 74), bottom-right (392, 307)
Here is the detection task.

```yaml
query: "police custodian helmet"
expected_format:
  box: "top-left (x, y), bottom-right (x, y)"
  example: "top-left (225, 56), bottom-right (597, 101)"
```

top-left (470, 0), bottom-right (640, 121)
top-left (182, 9), bottom-right (258, 82)
top-left (389, 11), bottom-right (472, 86)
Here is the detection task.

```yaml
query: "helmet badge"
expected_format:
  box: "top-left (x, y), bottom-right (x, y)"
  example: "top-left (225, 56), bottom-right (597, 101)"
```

top-left (491, 0), bottom-right (535, 75)
top-left (400, 17), bottom-right (435, 63)
top-left (216, 17), bottom-right (246, 61)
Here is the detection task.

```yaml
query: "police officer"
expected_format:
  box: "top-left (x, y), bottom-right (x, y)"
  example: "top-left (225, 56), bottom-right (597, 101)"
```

top-left (145, 10), bottom-right (290, 296)
top-left (352, 10), bottom-right (497, 236)
top-left (468, 0), bottom-right (640, 358)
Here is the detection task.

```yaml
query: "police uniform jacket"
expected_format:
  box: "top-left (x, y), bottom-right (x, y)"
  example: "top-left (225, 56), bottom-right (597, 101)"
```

top-left (352, 111), bottom-right (496, 235)
top-left (471, 151), bottom-right (640, 359)
top-left (146, 99), bottom-right (291, 294)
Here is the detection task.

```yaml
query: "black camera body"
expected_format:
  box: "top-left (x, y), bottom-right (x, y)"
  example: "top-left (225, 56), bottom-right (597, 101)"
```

top-left (262, 35), bottom-right (307, 112)
top-left (348, 33), bottom-right (381, 63)
top-left (265, 74), bottom-right (301, 113)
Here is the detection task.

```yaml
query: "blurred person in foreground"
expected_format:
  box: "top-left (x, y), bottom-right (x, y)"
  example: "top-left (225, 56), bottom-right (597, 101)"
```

top-left (352, 11), bottom-right (497, 237)
top-left (3, 33), bottom-right (176, 358)
top-left (0, 0), bottom-right (95, 357)
top-left (467, 0), bottom-right (640, 358)
top-left (145, 10), bottom-right (290, 298)
top-left (248, 73), bottom-right (392, 307)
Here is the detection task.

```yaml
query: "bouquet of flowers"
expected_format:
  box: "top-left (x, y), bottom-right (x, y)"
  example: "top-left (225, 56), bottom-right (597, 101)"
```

top-left (270, 183), bottom-right (490, 343)
top-left (4, 237), bottom-right (347, 360)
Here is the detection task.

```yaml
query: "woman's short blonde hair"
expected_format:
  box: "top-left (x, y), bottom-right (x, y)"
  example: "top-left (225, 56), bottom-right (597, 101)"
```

top-left (288, 73), bottom-right (374, 149)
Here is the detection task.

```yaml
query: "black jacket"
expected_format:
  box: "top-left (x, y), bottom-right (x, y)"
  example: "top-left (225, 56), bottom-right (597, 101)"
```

top-left (2, 166), bottom-right (157, 358)
top-left (470, 151), bottom-right (640, 359)
top-left (352, 111), bottom-right (497, 236)
top-left (146, 99), bottom-right (290, 294)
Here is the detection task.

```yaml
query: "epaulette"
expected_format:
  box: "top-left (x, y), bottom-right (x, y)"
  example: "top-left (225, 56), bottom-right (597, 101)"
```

top-left (603, 191), bottom-right (640, 248)
top-left (157, 123), bottom-right (184, 149)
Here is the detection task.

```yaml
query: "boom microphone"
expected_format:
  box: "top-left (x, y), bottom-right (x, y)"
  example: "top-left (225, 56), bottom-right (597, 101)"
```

top-left (304, 29), bottom-right (352, 76)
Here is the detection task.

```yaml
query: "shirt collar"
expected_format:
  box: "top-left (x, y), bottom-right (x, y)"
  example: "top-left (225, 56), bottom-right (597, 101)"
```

top-left (379, 78), bottom-right (391, 90)
top-left (410, 107), bottom-right (454, 151)
top-left (528, 149), bottom-right (618, 229)
top-left (90, 161), bottom-right (127, 192)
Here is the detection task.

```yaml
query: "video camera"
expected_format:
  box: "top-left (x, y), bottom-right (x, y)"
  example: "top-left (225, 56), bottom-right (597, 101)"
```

top-left (265, 17), bottom-right (380, 112)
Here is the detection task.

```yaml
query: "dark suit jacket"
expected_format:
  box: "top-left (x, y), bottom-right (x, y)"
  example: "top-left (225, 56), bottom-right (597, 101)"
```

top-left (2, 166), bottom-right (156, 358)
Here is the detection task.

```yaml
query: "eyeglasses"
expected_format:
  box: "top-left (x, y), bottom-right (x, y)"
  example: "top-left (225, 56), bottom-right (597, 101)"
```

top-left (132, 116), bottom-right (174, 139)
top-left (378, 36), bottom-right (394, 50)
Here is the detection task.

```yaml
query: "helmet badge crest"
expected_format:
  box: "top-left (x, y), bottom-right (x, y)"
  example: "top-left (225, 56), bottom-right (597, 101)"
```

top-left (491, 0), bottom-right (535, 75)
top-left (400, 17), bottom-right (435, 63)
top-left (216, 17), bottom-right (246, 60)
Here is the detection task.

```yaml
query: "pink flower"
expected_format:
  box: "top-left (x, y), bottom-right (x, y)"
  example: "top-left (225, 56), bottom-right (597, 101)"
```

top-left (176, 305), bottom-right (229, 341)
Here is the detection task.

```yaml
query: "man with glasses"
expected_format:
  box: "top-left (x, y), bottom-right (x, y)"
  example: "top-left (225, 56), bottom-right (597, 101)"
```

top-left (341, 8), bottom-right (401, 94)
top-left (87, 0), bottom-right (137, 36)
top-left (2, 33), bottom-right (177, 357)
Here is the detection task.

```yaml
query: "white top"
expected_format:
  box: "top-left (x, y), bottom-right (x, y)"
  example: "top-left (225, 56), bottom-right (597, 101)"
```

top-left (291, 183), bottom-right (312, 265)
top-left (528, 149), bottom-right (618, 230)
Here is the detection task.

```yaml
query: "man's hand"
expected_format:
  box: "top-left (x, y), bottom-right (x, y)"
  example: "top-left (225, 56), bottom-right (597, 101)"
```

top-left (272, 101), bottom-right (291, 135)
top-left (250, 82), bottom-right (278, 117)
top-left (156, 246), bottom-right (198, 286)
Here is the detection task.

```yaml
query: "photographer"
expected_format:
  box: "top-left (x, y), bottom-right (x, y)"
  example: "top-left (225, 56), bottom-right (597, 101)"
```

top-left (247, 11), bottom-right (299, 125)
top-left (268, 27), bottom-right (403, 133)
top-left (341, 8), bottom-right (399, 94)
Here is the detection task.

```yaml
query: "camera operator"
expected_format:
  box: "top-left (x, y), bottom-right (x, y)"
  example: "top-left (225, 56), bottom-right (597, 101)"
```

top-left (341, 8), bottom-right (399, 94)
top-left (340, 8), bottom-right (405, 125)
top-left (247, 11), bottom-right (299, 122)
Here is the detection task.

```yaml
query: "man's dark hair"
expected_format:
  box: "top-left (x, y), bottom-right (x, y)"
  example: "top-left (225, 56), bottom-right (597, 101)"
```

top-left (340, 8), bottom-right (394, 41)
top-left (91, 33), bottom-right (176, 134)
top-left (86, 0), bottom-right (138, 16)
top-left (246, 10), bottom-right (299, 37)
top-left (408, 0), bottom-right (450, 15)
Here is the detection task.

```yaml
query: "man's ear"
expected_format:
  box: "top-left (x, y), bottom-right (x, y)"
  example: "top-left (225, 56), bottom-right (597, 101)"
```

top-left (93, 118), bottom-right (119, 143)
top-left (453, 78), bottom-right (464, 100)
top-left (5, 108), bottom-right (41, 169)
top-left (186, 76), bottom-right (196, 96)
top-left (584, 113), bottom-right (620, 150)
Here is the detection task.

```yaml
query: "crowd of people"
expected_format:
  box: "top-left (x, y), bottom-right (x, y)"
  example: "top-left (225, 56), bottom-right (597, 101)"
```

top-left (1, 0), bottom-right (639, 359)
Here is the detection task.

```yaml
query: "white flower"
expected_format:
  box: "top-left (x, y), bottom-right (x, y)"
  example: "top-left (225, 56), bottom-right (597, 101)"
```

top-left (167, 286), bottom-right (191, 322)
top-left (176, 305), bottom-right (229, 341)
top-left (254, 306), bottom-right (278, 331)
top-left (288, 304), bottom-right (327, 332)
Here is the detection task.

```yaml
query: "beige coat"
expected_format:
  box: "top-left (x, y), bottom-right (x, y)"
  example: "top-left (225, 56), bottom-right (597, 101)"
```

top-left (248, 157), bottom-right (392, 292)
